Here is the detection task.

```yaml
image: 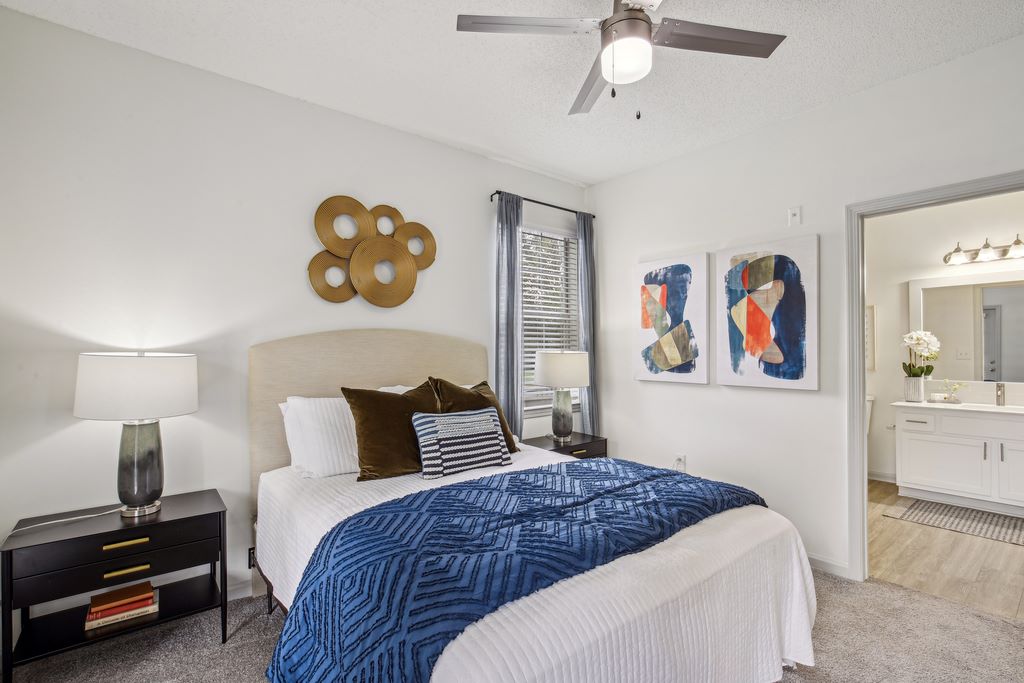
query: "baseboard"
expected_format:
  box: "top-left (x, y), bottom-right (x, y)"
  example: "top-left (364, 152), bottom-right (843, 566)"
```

top-left (806, 553), bottom-right (862, 581)
top-left (868, 470), bottom-right (896, 483)
top-left (227, 579), bottom-right (253, 601)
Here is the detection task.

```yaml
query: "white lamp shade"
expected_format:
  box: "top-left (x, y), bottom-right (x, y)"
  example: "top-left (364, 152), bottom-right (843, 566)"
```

top-left (533, 351), bottom-right (590, 389)
top-left (74, 352), bottom-right (198, 421)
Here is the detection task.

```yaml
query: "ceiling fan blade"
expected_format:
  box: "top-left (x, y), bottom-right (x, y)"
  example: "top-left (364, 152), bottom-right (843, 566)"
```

top-left (457, 15), bottom-right (601, 36)
top-left (653, 18), bottom-right (786, 58)
top-left (568, 54), bottom-right (607, 115)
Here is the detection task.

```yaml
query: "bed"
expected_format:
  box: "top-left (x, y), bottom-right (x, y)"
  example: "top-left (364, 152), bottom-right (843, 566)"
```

top-left (250, 329), bottom-right (815, 682)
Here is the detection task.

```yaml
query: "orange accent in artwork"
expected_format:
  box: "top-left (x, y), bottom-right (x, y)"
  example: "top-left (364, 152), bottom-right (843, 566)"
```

top-left (640, 285), bottom-right (667, 328)
top-left (742, 264), bottom-right (749, 290)
top-left (744, 297), bottom-right (773, 357)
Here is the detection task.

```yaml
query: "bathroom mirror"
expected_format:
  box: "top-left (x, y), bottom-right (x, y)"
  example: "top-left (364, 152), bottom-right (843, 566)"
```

top-left (910, 271), bottom-right (1024, 383)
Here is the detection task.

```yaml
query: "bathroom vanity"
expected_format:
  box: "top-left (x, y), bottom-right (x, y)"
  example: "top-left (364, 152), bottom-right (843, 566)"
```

top-left (893, 401), bottom-right (1024, 516)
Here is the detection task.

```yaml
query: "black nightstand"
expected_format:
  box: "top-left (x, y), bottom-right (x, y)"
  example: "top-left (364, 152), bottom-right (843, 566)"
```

top-left (523, 432), bottom-right (608, 459)
top-left (1, 490), bottom-right (227, 683)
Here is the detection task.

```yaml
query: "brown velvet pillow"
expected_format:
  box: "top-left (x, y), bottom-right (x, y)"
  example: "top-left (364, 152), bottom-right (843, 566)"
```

top-left (429, 378), bottom-right (519, 453)
top-left (342, 382), bottom-right (440, 481)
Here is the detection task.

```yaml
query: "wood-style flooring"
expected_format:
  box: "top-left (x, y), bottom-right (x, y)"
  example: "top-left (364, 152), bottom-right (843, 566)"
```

top-left (868, 479), bottom-right (1024, 621)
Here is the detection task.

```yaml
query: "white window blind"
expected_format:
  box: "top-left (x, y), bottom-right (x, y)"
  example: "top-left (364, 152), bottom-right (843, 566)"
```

top-left (521, 228), bottom-right (580, 410)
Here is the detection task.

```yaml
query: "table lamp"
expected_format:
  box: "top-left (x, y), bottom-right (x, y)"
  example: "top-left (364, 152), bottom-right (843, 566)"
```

top-left (533, 350), bottom-right (590, 445)
top-left (74, 352), bottom-right (198, 518)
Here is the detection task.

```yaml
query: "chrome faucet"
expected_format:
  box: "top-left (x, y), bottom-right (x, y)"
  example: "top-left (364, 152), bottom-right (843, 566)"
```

top-left (996, 383), bottom-right (1006, 407)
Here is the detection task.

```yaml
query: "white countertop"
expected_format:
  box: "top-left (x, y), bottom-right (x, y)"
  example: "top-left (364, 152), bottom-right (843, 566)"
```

top-left (891, 400), bottom-right (1024, 415)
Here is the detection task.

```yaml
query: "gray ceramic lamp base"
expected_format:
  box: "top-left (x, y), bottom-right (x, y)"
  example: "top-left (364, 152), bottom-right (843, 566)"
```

top-left (549, 388), bottom-right (573, 446)
top-left (118, 420), bottom-right (164, 518)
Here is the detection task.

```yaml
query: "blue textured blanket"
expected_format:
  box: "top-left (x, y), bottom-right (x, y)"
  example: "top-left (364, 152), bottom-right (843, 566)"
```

top-left (267, 458), bottom-right (765, 683)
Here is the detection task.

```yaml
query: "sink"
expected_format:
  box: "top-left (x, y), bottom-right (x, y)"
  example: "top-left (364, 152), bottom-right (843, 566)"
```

top-left (956, 402), bottom-right (1024, 414)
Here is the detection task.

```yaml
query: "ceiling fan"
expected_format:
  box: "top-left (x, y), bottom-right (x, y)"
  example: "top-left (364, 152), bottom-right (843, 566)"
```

top-left (457, 1), bottom-right (786, 115)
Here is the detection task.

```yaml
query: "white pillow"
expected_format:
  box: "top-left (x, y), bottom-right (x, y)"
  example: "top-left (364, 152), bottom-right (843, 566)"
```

top-left (280, 396), bottom-right (360, 477)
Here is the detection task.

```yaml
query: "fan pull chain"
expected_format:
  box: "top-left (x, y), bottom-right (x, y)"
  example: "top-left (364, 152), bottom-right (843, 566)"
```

top-left (611, 30), bottom-right (617, 98)
top-left (636, 74), bottom-right (642, 120)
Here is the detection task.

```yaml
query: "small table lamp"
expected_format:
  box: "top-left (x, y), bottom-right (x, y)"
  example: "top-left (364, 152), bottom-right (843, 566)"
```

top-left (533, 350), bottom-right (590, 446)
top-left (74, 352), bottom-right (198, 518)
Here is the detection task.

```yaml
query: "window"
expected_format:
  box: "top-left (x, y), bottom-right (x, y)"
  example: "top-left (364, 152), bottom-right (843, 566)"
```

top-left (521, 228), bottom-right (580, 412)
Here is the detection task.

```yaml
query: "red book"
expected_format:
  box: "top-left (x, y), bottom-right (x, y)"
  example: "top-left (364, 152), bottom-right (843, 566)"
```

top-left (86, 597), bottom-right (155, 621)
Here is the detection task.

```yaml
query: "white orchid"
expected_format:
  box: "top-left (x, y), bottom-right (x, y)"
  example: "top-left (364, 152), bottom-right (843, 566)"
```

top-left (902, 330), bottom-right (940, 377)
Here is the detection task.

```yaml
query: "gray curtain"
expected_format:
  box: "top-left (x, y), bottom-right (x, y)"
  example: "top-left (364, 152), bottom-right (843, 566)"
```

top-left (495, 192), bottom-right (524, 437)
top-left (577, 211), bottom-right (600, 435)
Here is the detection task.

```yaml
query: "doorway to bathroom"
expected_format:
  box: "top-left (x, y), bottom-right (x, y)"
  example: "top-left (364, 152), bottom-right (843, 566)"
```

top-left (860, 186), bottom-right (1024, 620)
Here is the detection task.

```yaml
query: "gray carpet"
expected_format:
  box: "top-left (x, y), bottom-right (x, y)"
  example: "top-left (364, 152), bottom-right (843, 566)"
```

top-left (16, 571), bottom-right (1023, 682)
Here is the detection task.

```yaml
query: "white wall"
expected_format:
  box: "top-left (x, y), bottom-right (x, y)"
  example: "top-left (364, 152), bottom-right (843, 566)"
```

top-left (983, 284), bottom-right (1024, 382)
top-left (864, 191), bottom-right (1024, 477)
top-left (0, 9), bottom-right (584, 600)
top-left (586, 34), bottom-right (1024, 576)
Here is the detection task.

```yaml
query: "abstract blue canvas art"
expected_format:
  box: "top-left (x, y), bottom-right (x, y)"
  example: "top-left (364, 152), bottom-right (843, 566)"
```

top-left (635, 253), bottom-right (708, 384)
top-left (715, 236), bottom-right (818, 390)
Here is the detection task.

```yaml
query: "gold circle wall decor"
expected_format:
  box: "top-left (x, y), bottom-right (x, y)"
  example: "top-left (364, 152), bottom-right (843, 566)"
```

top-left (308, 194), bottom-right (437, 307)
top-left (349, 236), bottom-right (418, 308)
top-left (307, 250), bottom-right (357, 303)
top-left (393, 222), bottom-right (437, 270)
top-left (314, 195), bottom-right (376, 258)
top-left (370, 205), bottom-right (405, 236)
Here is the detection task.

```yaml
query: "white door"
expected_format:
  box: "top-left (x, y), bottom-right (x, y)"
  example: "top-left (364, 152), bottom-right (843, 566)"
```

top-left (899, 433), bottom-right (992, 497)
top-left (983, 305), bottom-right (1001, 382)
top-left (996, 439), bottom-right (1024, 504)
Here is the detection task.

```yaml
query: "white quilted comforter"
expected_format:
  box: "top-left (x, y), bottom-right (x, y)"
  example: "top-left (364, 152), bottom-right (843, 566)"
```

top-left (257, 446), bottom-right (815, 682)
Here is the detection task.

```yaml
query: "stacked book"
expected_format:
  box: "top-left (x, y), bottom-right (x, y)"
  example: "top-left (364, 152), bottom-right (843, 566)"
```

top-left (85, 581), bottom-right (159, 631)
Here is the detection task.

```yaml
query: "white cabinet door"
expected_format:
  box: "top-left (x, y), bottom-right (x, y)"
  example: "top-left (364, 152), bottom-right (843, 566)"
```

top-left (899, 433), bottom-right (992, 497)
top-left (996, 440), bottom-right (1024, 504)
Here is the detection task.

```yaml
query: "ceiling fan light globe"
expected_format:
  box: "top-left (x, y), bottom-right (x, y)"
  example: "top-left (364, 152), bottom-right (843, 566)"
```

top-left (600, 37), bottom-right (652, 84)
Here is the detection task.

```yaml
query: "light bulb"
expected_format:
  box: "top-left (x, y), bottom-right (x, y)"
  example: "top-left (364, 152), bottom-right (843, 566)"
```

top-left (598, 22), bottom-right (651, 85)
top-left (1007, 234), bottom-right (1024, 259)
top-left (976, 239), bottom-right (997, 262)
top-left (945, 242), bottom-right (969, 266)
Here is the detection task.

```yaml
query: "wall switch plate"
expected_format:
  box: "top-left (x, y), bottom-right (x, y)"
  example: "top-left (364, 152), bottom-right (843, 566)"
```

top-left (787, 206), bottom-right (802, 226)
top-left (674, 455), bottom-right (686, 473)
top-left (956, 349), bottom-right (971, 360)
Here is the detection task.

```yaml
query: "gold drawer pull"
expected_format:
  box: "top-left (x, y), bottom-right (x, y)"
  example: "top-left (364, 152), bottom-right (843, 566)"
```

top-left (102, 537), bottom-right (150, 551)
top-left (103, 563), bottom-right (151, 580)
top-left (571, 449), bottom-right (588, 455)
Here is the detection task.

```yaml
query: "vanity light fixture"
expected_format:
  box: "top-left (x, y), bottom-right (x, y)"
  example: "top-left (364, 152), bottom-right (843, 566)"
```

top-left (943, 235), bottom-right (1024, 265)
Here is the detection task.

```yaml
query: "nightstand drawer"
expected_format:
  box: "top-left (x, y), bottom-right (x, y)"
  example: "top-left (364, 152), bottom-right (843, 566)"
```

top-left (12, 538), bottom-right (220, 609)
top-left (559, 442), bottom-right (607, 458)
top-left (12, 514), bottom-right (219, 579)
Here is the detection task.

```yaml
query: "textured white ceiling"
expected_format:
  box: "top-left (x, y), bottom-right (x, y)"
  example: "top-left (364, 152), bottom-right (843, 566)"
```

top-left (4, 1), bottom-right (1024, 185)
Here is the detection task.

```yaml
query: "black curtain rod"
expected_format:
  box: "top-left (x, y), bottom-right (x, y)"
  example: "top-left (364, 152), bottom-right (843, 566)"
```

top-left (490, 190), bottom-right (595, 219)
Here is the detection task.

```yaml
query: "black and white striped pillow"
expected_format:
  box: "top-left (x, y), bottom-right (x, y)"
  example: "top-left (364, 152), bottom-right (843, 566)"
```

top-left (412, 408), bottom-right (512, 479)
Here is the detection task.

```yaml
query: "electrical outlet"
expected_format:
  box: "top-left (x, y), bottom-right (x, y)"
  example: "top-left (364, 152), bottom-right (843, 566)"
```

top-left (787, 206), bottom-right (802, 226)
top-left (248, 547), bottom-right (256, 569)
top-left (674, 455), bottom-right (687, 473)
top-left (956, 349), bottom-right (971, 360)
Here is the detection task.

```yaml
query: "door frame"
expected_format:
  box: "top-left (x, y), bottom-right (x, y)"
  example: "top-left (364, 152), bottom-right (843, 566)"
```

top-left (844, 168), bottom-right (1024, 581)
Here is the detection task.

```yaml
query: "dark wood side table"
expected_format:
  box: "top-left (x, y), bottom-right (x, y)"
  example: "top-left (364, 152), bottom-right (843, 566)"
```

top-left (1, 489), bottom-right (227, 682)
top-left (523, 432), bottom-right (608, 459)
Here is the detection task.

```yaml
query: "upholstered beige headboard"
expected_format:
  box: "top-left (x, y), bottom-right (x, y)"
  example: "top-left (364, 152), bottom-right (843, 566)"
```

top-left (248, 329), bottom-right (488, 514)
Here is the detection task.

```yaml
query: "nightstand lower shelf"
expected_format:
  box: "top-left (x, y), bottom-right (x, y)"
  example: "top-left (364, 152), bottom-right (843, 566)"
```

top-left (12, 575), bottom-right (220, 665)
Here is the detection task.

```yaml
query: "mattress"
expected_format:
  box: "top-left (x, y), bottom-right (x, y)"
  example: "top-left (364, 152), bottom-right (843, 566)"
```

top-left (256, 446), bottom-right (816, 682)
